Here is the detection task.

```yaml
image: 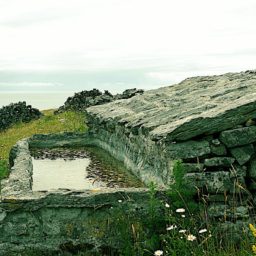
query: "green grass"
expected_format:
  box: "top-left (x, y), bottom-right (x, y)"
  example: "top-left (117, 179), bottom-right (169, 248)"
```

top-left (0, 110), bottom-right (87, 179)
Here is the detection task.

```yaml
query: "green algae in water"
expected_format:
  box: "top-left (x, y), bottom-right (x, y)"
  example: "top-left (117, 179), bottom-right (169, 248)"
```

top-left (84, 146), bottom-right (145, 188)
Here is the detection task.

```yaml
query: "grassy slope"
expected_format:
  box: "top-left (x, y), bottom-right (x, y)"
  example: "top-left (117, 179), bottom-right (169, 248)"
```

top-left (0, 110), bottom-right (87, 179)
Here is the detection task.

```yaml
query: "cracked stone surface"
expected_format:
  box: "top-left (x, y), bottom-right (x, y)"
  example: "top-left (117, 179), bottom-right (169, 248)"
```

top-left (87, 70), bottom-right (256, 142)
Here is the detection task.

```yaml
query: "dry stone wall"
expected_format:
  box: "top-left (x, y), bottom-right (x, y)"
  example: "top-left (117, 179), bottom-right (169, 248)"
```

top-left (0, 134), bottom-right (164, 255)
top-left (2, 70), bottom-right (256, 254)
top-left (86, 70), bottom-right (256, 221)
top-left (56, 88), bottom-right (144, 113)
top-left (0, 102), bottom-right (42, 131)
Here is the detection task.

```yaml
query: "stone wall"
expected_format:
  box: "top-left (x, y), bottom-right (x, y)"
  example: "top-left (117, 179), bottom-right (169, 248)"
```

top-left (56, 88), bottom-right (144, 113)
top-left (2, 70), bottom-right (256, 254)
top-left (0, 102), bottom-right (42, 131)
top-left (86, 70), bottom-right (256, 222)
top-left (0, 134), bottom-right (164, 255)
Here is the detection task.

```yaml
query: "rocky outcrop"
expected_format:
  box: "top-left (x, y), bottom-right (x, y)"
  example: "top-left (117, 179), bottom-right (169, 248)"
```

top-left (86, 70), bottom-right (256, 220)
top-left (56, 88), bottom-right (144, 113)
top-left (0, 102), bottom-right (42, 131)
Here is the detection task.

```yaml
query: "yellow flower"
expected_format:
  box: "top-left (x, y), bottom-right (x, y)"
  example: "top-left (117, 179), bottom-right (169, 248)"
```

top-left (250, 224), bottom-right (256, 237)
top-left (252, 245), bottom-right (256, 254)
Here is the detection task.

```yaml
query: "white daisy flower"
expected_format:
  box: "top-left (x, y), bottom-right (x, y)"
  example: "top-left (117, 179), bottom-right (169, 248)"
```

top-left (176, 208), bottom-right (185, 213)
top-left (166, 225), bottom-right (177, 231)
top-left (187, 234), bottom-right (197, 241)
top-left (154, 250), bottom-right (164, 256)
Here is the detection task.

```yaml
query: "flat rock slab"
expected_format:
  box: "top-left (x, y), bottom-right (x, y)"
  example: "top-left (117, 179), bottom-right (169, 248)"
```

top-left (204, 157), bottom-right (235, 167)
top-left (220, 126), bottom-right (256, 147)
top-left (166, 140), bottom-right (210, 159)
top-left (230, 144), bottom-right (254, 165)
top-left (87, 70), bottom-right (256, 141)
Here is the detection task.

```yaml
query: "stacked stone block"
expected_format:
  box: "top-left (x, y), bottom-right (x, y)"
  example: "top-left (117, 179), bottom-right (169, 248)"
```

top-left (86, 70), bottom-right (256, 223)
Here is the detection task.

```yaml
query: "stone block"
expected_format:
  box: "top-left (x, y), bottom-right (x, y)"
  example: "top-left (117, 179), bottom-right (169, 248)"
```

top-left (230, 144), bottom-right (254, 165)
top-left (210, 139), bottom-right (227, 156)
top-left (220, 126), bottom-right (256, 147)
top-left (229, 164), bottom-right (247, 178)
top-left (208, 204), bottom-right (249, 219)
top-left (166, 140), bottom-right (210, 159)
top-left (204, 157), bottom-right (235, 167)
top-left (185, 171), bottom-right (231, 193)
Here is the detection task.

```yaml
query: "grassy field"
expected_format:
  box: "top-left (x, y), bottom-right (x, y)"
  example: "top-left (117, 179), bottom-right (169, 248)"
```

top-left (0, 110), bottom-right (87, 179)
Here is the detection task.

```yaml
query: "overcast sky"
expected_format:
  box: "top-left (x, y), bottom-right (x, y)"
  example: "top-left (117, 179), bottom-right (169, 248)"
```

top-left (0, 0), bottom-right (256, 93)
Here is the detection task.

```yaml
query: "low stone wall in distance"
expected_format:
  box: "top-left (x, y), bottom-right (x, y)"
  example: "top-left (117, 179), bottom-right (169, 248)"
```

top-left (0, 101), bottom-right (42, 131)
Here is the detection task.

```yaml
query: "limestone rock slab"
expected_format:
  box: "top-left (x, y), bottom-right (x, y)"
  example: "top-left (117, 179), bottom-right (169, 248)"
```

top-left (204, 157), bottom-right (235, 167)
top-left (166, 140), bottom-right (210, 159)
top-left (87, 70), bottom-right (256, 141)
top-left (185, 171), bottom-right (231, 193)
top-left (220, 127), bottom-right (256, 147)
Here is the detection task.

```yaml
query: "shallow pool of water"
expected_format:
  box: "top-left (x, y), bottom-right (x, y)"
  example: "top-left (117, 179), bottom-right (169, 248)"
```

top-left (31, 147), bottom-right (144, 191)
top-left (32, 157), bottom-right (107, 191)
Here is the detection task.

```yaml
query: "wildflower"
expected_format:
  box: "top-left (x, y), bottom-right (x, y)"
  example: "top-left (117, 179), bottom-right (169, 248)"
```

top-left (250, 224), bottom-right (256, 237)
top-left (252, 245), bottom-right (256, 254)
top-left (165, 203), bottom-right (170, 208)
top-left (176, 208), bottom-right (185, 213)
top-left (154, 250), bottom-right (164, 256)
top-left (187, 234), bottom-right (197, 241)
top-left (166, 225), bottom-right (177, 231)
top-left (179, 229), bottom-right (186, 233)
top-left (118, 200), bottom-right (122, 203)
top-left (181, 215), bottom-right (185, 218)
top-left (199, 228), bottom-right (207, 234)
